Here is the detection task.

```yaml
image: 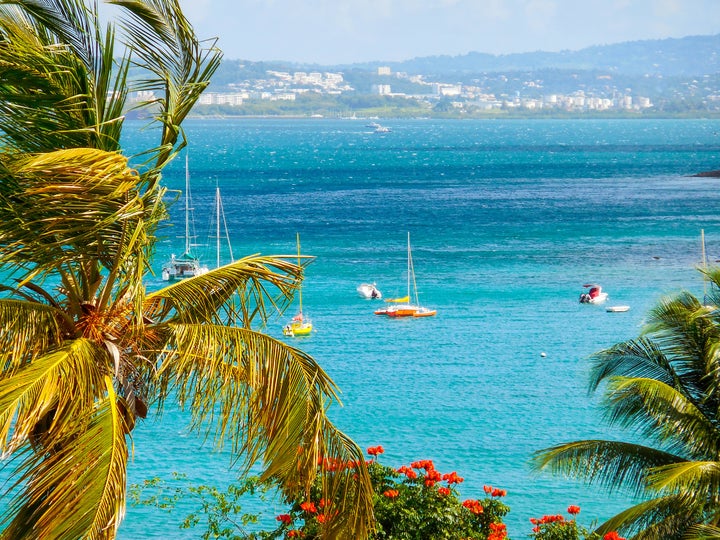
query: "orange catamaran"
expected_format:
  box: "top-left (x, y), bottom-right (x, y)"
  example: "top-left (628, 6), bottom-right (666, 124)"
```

top-left (375, 232), bottom-right (436, 318)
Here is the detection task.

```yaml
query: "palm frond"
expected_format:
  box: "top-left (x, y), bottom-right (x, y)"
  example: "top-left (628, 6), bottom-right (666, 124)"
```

top-left (684, 523), bottom-right (720, 540)
top-left (0, 298), bottom-right (67, 374)
top-left (144, 254), bottom-right (307, 327)
top-left (646, 460), bottom-right (720, 499)
top-left (0, 148), bottom-right (154, 280)
top-left (588, 337), bottom-right (678, 392)
top-left (109, 0), bottom-right (222, 173)
top-left (151, 322), bottom-right (373, 536)
top-left (0, 1), bottom-right (128, 152)
top-left (0, 380), bottom-right (129, 540)
top-left (0, 338), bottom-right (110, 455)
top-left (595, 494), bottom-right (702, 540)
top-left (603, 377), bottom-right (720, 457)
top-left (531, 439), bottom-right (683, 497)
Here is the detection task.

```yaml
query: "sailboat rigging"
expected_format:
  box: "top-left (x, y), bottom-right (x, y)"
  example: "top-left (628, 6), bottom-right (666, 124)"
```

top-left (375, 232), bottom-right (436, 317)
top-left (162, 154), bottom-right (209, 281)
top-left (208, 185), bottom-right (234, 269)
top-left (283, 233), bottom-right (313, 336)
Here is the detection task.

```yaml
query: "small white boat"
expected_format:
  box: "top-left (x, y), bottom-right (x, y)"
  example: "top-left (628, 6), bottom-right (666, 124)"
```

top-left (579, 283), bottom-right (608, 304)
top-left (606, 305), bottom-right (630, 313)
top-left (357, 282), bottom-right (382, 299)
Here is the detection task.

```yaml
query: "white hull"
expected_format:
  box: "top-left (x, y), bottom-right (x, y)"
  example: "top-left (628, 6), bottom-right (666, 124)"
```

top-left (357, 283), bottom-right (382, 299)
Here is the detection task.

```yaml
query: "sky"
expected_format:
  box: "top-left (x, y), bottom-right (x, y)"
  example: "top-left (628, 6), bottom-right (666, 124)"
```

top-left (176, 0), bottom-right (720, 65)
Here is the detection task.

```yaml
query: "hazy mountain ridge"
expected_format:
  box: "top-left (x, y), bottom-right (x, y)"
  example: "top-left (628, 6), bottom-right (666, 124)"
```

top-left (217, 34), bottom-right (720, 80)
top-left (345, 34), bottom-right (720, 77)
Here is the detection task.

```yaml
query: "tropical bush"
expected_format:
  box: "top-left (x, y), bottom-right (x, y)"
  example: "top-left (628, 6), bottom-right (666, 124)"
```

top-left (133, 445), bottom-right (511, 539)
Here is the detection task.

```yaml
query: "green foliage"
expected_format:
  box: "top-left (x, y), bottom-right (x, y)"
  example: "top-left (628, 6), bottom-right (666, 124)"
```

top-left (129, 474), bottom-right (283, 540)
top-left (134, 447), bottom-right (513, 540)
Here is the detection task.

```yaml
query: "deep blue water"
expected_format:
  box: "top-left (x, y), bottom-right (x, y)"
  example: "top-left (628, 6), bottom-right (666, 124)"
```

top-left (6, 118), bottom-right (720, 538)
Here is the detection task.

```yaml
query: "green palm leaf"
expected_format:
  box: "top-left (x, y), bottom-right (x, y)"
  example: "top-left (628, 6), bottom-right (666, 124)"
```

top-left (531, 439), bottom-right (683, 497)
top-left (153, 322), bottom-right (373, 536)
top-left (535, 267), bottom-right (720, 539)
top-left (145, 254), bottom-right (308, 326)
top-left (1, 380), bottom-right (129, 540)
top-left (0, 299), bottom-right (66, 373)
top-left (0, 338), bottom-right (109, 455)
top-left (109, 0), bottom-right (222, 171)
top-left (0, 1), bottom-right (127, 152)
top-left (595, 494), bottom-right (702, 540)
top-left (0, 148), bottom-right (148, 275)
top-left (0, 1), bottom-right (375, 537)
top-left (604, 377), bottom-right (720, 457)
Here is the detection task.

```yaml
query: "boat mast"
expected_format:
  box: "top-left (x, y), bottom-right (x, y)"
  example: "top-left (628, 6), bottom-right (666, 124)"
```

top-left (185, 153), bottom-right (191, 255)
top-left (408, 232), bottom-right (419, 304)
top-left (216, 186), bottom-right (221, 269)
top-left (297, 232), bottom-right (303, 316)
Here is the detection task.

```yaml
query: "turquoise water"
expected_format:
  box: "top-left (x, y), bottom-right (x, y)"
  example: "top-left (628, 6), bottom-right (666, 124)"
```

top-left (121, 118), bottom-right (720, 538)
top-left (4, 118), bottom-right (720, 538)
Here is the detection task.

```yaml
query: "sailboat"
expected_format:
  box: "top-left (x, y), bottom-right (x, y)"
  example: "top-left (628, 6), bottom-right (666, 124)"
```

top-left (283, 233), bottom-right (313, 336)
top-left (375, 232), bottom-right (436, 318)
top-left (162, 154), bottom-right (209, 281)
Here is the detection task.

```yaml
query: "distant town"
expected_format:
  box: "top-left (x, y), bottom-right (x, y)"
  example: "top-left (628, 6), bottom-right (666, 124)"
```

top-left (129, 34), bottom-right (720, 118)
top-left (205, 66), bottom-right (653, 113)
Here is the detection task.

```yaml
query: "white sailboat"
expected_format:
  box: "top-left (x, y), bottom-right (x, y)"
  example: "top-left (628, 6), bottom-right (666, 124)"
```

top-left (283, 233), bottom-right (313, 336)
top-left (375, 232), bottom-right (436, 318)
top-left (162, 154), bottom-right (209, 281)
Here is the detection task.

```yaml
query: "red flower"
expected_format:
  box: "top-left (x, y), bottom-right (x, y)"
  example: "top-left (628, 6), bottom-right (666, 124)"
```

top-left (411, 459), bottom-right (435, 471)
top-left (287, 531), bottom-right (304, 538)
top-left (426, 469), bottom-right (442, 482)
top-left (483, 485), bottom-right (493, 494)
top-left (438, 487), bottom-right (451, 496)
top-left (442, 471), bottom-right (464, 484)
top-left (276, 514), bottom-right (292, 525)
top-left (491, 488), bottom-right (507, 498)
top-left (383, 489), bottom-right (400, 498)
top-left (488, 522), bottom-right (507, 540)
top-left (405, 469), bottom-right (418, 480)
top-left (300, 501), bottom-right (317, 513)
top-left (603, 533), bottom-right (626, 540)
top-left (316, 514), bottom-right (329, 524)
top-left (367, 445), bottom-right (384, 456)
top-left (567, 505), bottom-right (581, 515)
top-left (462, 499), bottom-right (484, 514)
top-left (424, 479), bottom-right (437, 487)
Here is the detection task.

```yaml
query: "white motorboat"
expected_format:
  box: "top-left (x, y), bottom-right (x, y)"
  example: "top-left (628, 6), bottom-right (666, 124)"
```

top-left (606, 305), bottom-right (630, 313)
top-left (357, 282), bottom-right (382, 299)
top-left (579, 283), bottom-right (608, 304)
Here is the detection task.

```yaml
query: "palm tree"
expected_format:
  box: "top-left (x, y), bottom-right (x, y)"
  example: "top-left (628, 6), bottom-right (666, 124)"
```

top-left (0, 1), bottom-right (374, 539)
top-left (532, 268), bottom-right (720, 540)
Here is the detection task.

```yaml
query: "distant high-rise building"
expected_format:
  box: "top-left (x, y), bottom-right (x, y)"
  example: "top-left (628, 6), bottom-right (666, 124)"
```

top-left (378, 66), bottom-right (391, 76)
